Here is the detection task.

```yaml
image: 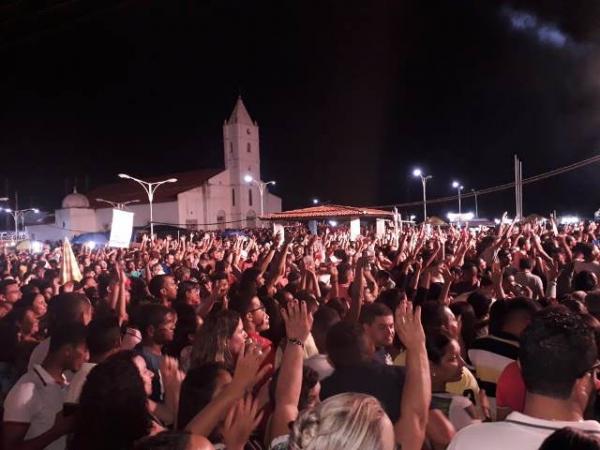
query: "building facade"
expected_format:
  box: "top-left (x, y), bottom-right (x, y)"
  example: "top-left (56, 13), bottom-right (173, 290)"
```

top-left (27, 97), bottom-right (281, 241)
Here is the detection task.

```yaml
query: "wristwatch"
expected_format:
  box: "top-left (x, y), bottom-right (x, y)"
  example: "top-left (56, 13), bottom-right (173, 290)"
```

top-left (287, 337), bottom-right (305, 348)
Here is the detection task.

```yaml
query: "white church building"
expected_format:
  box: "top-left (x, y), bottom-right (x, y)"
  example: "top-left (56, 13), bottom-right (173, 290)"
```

top-left (27, 97), bottom-right (282, 241)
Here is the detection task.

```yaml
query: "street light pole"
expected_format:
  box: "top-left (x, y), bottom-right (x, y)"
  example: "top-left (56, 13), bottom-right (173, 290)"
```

top-left (452, 181), bottom-right (464, 227)
top-left (413, 169), bottom-right (432, 221)
top-left (0, 207), bottom-right (40, 237)
top-left (471, 189), bottom-right (478, 218)
top-left (96, 198), bottom-right (140, 210)
top-left (118, 174), bottom-right (178, 238)
top-left (244, 175), bottom-right (276, 224)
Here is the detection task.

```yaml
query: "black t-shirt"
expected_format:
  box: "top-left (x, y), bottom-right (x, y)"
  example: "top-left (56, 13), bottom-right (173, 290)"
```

top-left (321, 362), bottom-right (405, 422)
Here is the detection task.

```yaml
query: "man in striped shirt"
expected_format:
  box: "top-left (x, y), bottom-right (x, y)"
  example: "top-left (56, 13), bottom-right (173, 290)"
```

top-left (468, 297), bottom-right (539, 417)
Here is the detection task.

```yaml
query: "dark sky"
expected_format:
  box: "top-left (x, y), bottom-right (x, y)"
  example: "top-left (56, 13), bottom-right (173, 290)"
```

top-left (1, 0), bottom-right (600, 220)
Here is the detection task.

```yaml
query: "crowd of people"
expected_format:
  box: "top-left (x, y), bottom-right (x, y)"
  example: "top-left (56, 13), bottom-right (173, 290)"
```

top-left (1, 216), bottom-right (600, 449)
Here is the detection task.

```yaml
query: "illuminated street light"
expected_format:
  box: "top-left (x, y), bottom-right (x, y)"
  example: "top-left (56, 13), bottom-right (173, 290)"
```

top-left (0, 207), bottom-right (40, 236)
top-left (96, 198), bottom-right (140, 210)
top-left (451, 181), bottom-right (464, 226)
top-left (118, 173), bottom-right (178, 238)
top-left (413, 168), bottom-right (432, 221)
top-left (244, 174), bottom-right (276, 219)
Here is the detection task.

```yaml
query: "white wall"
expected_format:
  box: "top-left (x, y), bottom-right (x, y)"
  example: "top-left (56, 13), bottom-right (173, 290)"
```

top-left (27, 224), bottom-right (72, 242)
top-left (55, 208), bottom-right (97, 234)
top-left (95, 202), bottom-right (179, 230)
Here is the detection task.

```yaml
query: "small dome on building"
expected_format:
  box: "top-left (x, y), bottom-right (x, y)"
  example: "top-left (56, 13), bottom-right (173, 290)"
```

top-left (62, 187), bottom-right (90, 209)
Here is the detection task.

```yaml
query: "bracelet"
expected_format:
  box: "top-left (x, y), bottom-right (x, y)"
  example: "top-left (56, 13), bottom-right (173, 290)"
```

top-left (287, 338), bottom-right (305, 349)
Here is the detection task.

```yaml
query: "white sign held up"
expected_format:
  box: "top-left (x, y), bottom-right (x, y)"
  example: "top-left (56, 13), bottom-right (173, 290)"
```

top-left (109, 209), bottom-right (134, 248)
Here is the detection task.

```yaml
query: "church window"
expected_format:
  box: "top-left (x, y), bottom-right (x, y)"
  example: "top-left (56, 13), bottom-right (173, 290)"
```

top-left (230, 142), bottom-right (233, 153)
top-left (247, 143), bottom-right (251, 153)
top-left (232, 188), bottom-right (236, 206)
top-left (249, 189), bottom-right (253, 206)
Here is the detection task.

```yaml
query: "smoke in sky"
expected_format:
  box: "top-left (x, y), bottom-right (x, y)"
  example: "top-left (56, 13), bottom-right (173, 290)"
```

top-left (501, 6), bottom-right (570, 48)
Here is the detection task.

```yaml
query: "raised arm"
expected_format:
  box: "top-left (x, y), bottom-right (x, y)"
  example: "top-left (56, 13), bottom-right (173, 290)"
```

top-left (394, 302), bottom-right (430, 450)
top-left (269, 301), bottom-right (313, 442)
top-left (345, 257), bottom-right (365, 323)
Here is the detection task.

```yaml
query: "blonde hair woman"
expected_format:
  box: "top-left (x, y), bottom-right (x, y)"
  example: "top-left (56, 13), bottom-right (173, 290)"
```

top-left (284, 393), bottom-right (395, 450)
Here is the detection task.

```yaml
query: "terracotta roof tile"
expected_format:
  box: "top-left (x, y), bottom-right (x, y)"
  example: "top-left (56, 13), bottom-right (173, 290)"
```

top-left (86, 168), bottom-right (222, 208)
top-left (263, 204), bottom-right (393, 221)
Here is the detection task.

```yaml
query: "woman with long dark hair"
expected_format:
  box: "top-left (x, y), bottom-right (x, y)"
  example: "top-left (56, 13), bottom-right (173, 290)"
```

top-left (190, 309), bottom-right (247, 371)
top-left (70, 350), bottom-right (160, 450)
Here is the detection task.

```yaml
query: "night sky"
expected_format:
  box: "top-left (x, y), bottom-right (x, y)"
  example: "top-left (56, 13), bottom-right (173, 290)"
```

top-left (1, 0), bottom-right (600, 221)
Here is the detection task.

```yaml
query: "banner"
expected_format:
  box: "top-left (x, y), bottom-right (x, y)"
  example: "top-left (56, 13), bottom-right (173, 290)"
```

top-left (109, 209), bottom-right (134, 248)
top-left (272, 223), bottom-right (285, 246)
top-left (350, 218), bottom-right (360, 241)
top-left (376, 219), bottom-right (385, 238)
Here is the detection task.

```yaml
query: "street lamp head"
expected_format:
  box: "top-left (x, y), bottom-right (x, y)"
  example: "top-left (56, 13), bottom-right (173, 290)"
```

top-left (244, 175), bottom-right (253, 183)
top-left (32, 209), bottom-right (40, 213)
top-left (166, 178), bottom-right (178, 183)
top-left (118, 173), bottom-right (131, 179)
top-left (3, 208), bottom-right (12, 213)
top-left (0, 197), bottom-right (8, 202)
top-left (452, 181), bottom-right (460, 188)
top-left (413, 169), bottom-right (422, 177)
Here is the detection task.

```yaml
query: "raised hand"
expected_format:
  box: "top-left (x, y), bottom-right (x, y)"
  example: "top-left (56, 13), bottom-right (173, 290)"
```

top-left (222, 394), bottom-right (264, 450)
top-left (160, 356), bottom-right (185, 391)
top-left (395, 301), bottom-right (425, 351)
top-left (231, 343), bottom-right (272, 394)
top-left (281, 300), bottom-right (313, 343)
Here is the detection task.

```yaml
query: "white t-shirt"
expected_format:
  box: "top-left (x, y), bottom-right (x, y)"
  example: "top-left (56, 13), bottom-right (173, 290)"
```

top-left (28, 338), bottom-right (50, 371)
top-left (448, 411), bottom-right (600, 450)
top-left (3, 364), bottom-right (69, 450)
top-left (64, 362), bottom-right (97, 404)
top-left (28, 339), bottom-right (74, 382)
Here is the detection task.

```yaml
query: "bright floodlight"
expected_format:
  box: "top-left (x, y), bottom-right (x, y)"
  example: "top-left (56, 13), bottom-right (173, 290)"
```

top-left (244, 175), bottom-right (253, 183)
top-left (3, 208), bottom-right (12, 213)
top-left (312, 198), bottom-right (319, 205)
top-left (413, 169), bottom-right (422, 177)
top-left (118, 173), bottom-right (131, 179)
top-left (166, 178), bottom-right (178, 183)
top-left (329, 220), bottom-right (338, 227)
top-left (452, 181), bottom-right (460, 188)
top-left (33, 209), bottom-right (40, 213)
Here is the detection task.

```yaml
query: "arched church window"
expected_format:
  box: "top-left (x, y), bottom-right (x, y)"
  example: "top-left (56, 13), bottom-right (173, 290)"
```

top-left (249, 189), bottom-right (253, 206)
top-left (247, 143), bottom-right (251, 153)
top-left (230, 142), bottom-right (233, 153)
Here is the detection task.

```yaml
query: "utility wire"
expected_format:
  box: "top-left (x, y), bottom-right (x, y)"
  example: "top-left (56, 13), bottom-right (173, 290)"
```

top-left (369, 154), bottom-right (600, 210)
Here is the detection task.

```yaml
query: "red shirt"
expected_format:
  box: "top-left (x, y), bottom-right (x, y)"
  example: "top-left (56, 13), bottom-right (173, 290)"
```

top-left (496, 361), bottom-right (526, 413)
top-left (247, 331), bottom-right (275, 375)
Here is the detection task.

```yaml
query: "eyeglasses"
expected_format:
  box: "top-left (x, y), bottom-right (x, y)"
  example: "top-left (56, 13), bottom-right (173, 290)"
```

top-left (248, 304), bottom-right (266, 314)
top-left (578, 361), bottom-right (600, 379)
